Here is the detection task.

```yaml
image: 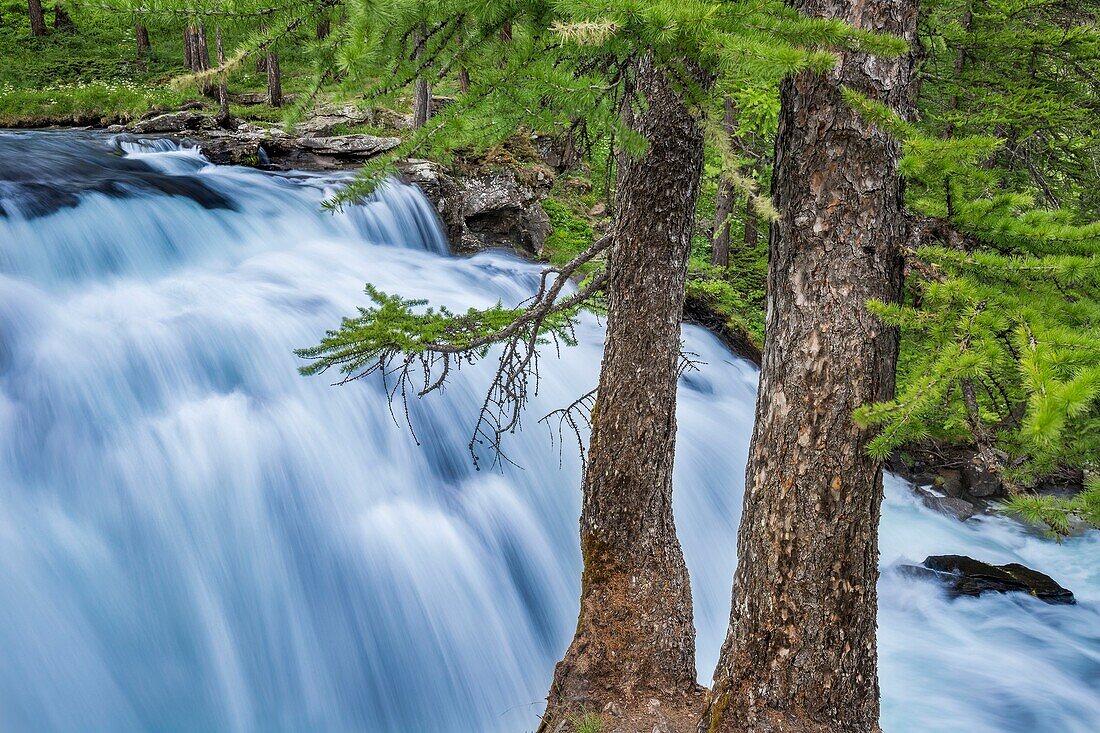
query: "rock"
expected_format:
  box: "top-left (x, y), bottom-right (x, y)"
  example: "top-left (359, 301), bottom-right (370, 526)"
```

top-left (194, 134), bottom-right (267, 166)
top-left (230, 92), bottom-right (298, 106)
top-left (590, 201), bottom-right (607, 218)
top-left (902, 554), bottom-right (1076, 605)
top-left (963, 462), bottom-right (1005, 497)
top-left (934, 469), bottom-right (965, 498)
top-left (397, 160), bottom-right (553, 255)
top-left (106, 124), bottom-right (126, 133)
top-left (293, 134), bottom-right (401, 158)
top-left (178, 100), bottom-right (205, 112)
top-left (915, 486), bottom-right (975, 521)
top-left (131, 111), bottom-right (215, 134)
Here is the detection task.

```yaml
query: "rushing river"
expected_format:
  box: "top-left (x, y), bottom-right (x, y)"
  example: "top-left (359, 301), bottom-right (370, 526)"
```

top-left (0, 130), bottom-right (1097, 732)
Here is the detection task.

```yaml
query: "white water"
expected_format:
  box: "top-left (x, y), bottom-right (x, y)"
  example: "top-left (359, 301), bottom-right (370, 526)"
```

top-left (0, 130), bottom-right (1096, 732)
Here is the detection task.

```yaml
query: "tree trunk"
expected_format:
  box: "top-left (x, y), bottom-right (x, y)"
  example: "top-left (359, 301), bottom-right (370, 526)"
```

top-left (412, 25), bottom-right (431, 128)
top-left (190, 25), bottom-right (214, 97)
top-left (700, 1), bottom-right (918, 732)
top-left (316, 14), bottom-right (330, 40)
top-left (183, 27), bottom-right (194, 68)
top-left (943, 6), bottom-right (972, 139)
top-left (215, 28), bottom-right (231, 127)
top-left (711, 98), bottom-right (739, 268)
top-left (539, 57), bottom-right (705, 731)
top-left (135, 23), bottom-right (149, 58)
top-left (52, 2), bottom-right (72, 31)
top-left (27, 0), bottom-right (46, 36)
top-left (743, 193), bottom-right (759, 248)
top-left (266, 52), bottom-right (283, 107)
top-left (458, 67), bottom-right (470, 94)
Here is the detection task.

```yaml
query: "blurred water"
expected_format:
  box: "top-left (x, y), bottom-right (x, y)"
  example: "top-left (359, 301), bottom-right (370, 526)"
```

top-left (0, 130), bottom-right (1096, 732)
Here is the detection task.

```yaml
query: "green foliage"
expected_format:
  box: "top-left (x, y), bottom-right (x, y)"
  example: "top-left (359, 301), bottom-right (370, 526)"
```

top-left (542, 198), bottom-right (597, 270)
top-left (295, 284), bottom-right (579, 380)
top-left (851, 2), bottom-right (1100, 487)
top-left (1003, 476), bottom-right (1100, 536)
top-left (0, 0), bottom-right (333, 125)
top-left (571, 711), bottom-right (603, 733)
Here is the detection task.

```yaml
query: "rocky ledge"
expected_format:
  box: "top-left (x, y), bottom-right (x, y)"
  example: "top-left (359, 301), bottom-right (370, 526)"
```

top-left (107, 105), bottom-right (561, 256)
top-left (899, 554), bottom-right (1076, 605)
top-left (112, 108), bottom-right (402, 169)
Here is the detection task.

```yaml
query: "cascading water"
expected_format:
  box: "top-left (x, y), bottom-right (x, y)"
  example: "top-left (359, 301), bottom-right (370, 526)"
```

top-left (0, 130), bottom-right (1096, 733)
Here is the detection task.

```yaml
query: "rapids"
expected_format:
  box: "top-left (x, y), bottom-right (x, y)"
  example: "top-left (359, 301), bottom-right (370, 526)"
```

top-left (0, 130), bottom-right (1096, 732)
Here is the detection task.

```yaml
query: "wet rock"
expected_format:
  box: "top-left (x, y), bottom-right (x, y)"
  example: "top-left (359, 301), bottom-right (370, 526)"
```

top-left (293, 134), bottom-right (401, 158)
top-left (914, 486), bottom-right (975, 521)
top-left (963, 462), bottom-right (1005, 497)
top-left (131, 111), bottom-right (215, 134)
top-left (934, 469), bottom-right (965, 498)
top-left (397, 159), bottom-right (552, 255)
top-left (194, 134), bottom-right (267, 166)
top-left (902, 554), bottom-right (1076, 605)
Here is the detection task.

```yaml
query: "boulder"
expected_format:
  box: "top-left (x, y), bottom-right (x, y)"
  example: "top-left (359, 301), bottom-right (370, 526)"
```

top-left (397, 160), bottom-right (553, 255)
top-left (963, 462), bottom-right (1005, 497)
top-left (934, 469), bottom-right (965, 498)
top-left (293, 134), bottom-right (401, 158)
top-left (914, 486), bottom-right (975, 521)
top-left (901, 554), bottom-right (1075, 605)
top-left (131, 111), bottom-right (215, 134)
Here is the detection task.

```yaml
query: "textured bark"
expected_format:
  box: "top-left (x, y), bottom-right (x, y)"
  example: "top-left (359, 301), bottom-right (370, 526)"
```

top-left (742, 194), bottom-right (759, 248)
top-left (27, 0), bottom-right (46, 36)
top-left (412, 25), bottom-right (431, 129)
top-left (191, 25), bottom-right (214, 97)
top-left (458, 67), bottom-right (471, 94)
top-left (712, 97), bottom-right (738, 268)
top-left (135, 23), bottom-right (150, 57)
top-left (183, 27), bottom-right (194, 68)
top-left (215, 28), bottom-right (231, 127)
top-left (700, 1), bottom-right (918, 732)
top-left (266, 52), bottom-right (283, 107)
top-left (315, 15), bottom-right (330, 40)
top-left (539, 59), bottom-right (704, 731)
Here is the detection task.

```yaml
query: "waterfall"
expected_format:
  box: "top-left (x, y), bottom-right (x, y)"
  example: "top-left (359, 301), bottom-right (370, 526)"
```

top-left (1, 130), bottom-right (1096, 733)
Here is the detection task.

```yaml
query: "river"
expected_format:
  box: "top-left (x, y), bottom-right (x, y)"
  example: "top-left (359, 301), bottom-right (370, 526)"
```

top-left (0, 130), bottom-right (1096, 732)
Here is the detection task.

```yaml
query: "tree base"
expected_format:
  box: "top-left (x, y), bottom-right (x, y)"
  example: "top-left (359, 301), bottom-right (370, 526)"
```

top-left (539, 687), bottom-right (705, 733)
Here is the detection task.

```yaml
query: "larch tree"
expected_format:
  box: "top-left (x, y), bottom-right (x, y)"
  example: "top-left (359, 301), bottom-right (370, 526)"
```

top-left (27, 0), bottom-right (47, 36)
top-left (293, 2), bottom-right (908, 730)
top-left (851, 0), bottom-right (1100, 534)
top-left (700, 0), bottom-right (918, 731)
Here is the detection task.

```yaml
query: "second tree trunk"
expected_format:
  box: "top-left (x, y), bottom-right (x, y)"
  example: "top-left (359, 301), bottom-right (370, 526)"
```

top-left (701, 0), bottom-right (918, 731)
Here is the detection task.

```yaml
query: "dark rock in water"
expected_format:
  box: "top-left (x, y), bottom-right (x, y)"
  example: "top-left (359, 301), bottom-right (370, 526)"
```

top-left (902, 554), bottom-right (1076, 605)
top-left (0, 132), bottom-right (235, 218)
top-left (914, 487), bottom-right (975, 521)
top-left (963, 463), bottom-right (1005, 498)
top-left (131, 111), bottom-right (215, 135)
top-left (934, 469), bottom-right (965, 498)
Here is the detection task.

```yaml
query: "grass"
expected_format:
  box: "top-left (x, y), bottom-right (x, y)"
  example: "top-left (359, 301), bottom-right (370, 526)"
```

top-left (0, 2), bottom-right (327, 126)
top-left (571, 711), bottom-right (603, 733)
